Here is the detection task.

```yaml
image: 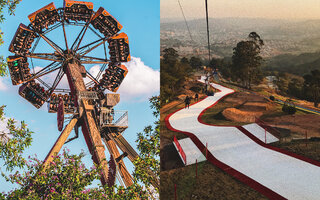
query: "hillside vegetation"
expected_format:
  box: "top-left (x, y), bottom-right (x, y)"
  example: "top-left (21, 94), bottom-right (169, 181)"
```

top-left (264, 51), bottom-right (320, 75)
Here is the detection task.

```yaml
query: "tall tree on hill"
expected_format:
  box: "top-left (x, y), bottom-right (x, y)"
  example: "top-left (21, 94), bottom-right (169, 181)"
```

top-left (288, 78), bottom-right (303, 99)
top-left (231, 32), bottom-right (264, 89)
top-left (303, 69), bottom-right (320, 107)
top-left (161, 48), bottom-right (192, 105)
top-left (163, 48), bottom-right (179, 66)
top-left (180, 57), bottom-right (189, 64)
top-left (209, 58), bottom-right (219, 69)
top-left (189, 56), bottom-right (202, 70)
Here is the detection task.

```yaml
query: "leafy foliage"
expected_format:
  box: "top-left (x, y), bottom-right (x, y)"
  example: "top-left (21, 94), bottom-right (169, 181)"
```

top-left (231, 32), bottom-right (264, 89)
top-left (264, 51), bottom-right (320, 76)
top-left (189, 57), bottom-right (202, 69)
top-left (0, 96), bottom-right (160, 199)
top-left (0, 106), bottom-right (33, 171)
top-left (209, 57), bottom-right (232, 80)
top-left (161, 48), bottom-right (192, 104)
top-left (303, 70), bottom-right (320, 107)
top-left (282, 103), bottom-right (297, 114)
top-left (0, 56), bottom-right (7, 77)
top-left (133, 96), bottom-right (160, 197)
top-left (274, 70), bottom-right (320, 107)
top-left (0, 149), bottom-right (148, 199)
top-left (0, 0), bottom-right (22, 75)
top-left (0, 0), bottom-right (21, 23)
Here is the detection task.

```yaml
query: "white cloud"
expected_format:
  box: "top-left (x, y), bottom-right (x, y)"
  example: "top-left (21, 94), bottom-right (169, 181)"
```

top-left (86, 57), bottom-right (160, 101)
top-left (0, 78), bottom-right (8, 91)
top-left (119, 57), bottom-right (160, 101)
top-left (0, 117), bottom-right (10, 143)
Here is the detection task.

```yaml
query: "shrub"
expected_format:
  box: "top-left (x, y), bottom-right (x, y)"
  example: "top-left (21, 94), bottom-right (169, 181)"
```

top-left (269, 96), bottom-right (275, 101)
top-left (282, 104), bottom-right (296, 114)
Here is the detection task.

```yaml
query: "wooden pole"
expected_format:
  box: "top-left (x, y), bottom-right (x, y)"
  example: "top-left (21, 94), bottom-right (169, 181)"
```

top-left (206, 142), bottom-right (208, 159)
top-left (265, 128), bottom-right (267, 144)
top-left (306, 131), bottom-right (308, 147)
top-left (104, 138), bottom-right (133, 187)
top-left (43, 118), bottom-right (78, 166)
top-left (196, 159), bottom-right (198, 179)
top-left (65, 62), bottom-right (109, 185)
top-left (175, 184), bottom-right (177, 200)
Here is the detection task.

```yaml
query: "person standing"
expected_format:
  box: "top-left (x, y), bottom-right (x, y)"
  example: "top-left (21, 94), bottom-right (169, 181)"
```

top-left (185, 95), bottom-right (191, 109)
top-left (195, 93), bottom-right (199, 102)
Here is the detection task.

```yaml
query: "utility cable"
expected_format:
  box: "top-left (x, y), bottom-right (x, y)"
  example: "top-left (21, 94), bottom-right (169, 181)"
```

top-left (177, 0), bottom-right (194, 43)
top-left (205, 0), bottom-right (211, 62)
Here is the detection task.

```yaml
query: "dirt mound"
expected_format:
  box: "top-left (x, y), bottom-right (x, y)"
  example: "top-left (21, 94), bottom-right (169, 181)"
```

top-left (224, 92), bottom-right (249, 104)
top-left (222, 108), bottom-right (263, 123)
top-left (240, 102), bottom-right (270, 112)
top-left (224, 92), bottom-right (267, 104)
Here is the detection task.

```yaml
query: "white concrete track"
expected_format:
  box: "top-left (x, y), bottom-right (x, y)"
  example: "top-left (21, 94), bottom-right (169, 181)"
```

top-left (168, 77), bottom-right (320, 200)
top-left (242, 123), bottom-right (278, 144)
top-left (173, 137), bottom-right (206, 165)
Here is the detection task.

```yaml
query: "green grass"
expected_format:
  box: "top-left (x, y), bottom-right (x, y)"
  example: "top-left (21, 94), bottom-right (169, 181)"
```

top-left (160, 161), bottom-right (268, 200)
top-left (271, 140), bottom-right (320, 162)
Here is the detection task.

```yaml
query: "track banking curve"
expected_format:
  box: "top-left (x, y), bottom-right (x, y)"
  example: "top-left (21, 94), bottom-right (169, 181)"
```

top-left (165, 77), bottom-right (320, 200)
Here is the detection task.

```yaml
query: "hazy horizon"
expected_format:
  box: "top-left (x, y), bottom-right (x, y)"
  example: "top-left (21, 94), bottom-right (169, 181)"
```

top-left (161, 0), bottom-right (320, 20)
top-left (160, 16), bottom-right (320, 23)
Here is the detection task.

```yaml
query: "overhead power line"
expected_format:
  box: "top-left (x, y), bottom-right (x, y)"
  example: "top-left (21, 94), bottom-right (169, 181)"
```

top-left (177, 0), bottom-right (194, 43)
top-left (205, 0), bottom-right (211, 62)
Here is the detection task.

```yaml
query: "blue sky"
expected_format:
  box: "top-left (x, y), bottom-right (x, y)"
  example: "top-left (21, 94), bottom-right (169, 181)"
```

top-left (0, 0), bottom-right (159, 192)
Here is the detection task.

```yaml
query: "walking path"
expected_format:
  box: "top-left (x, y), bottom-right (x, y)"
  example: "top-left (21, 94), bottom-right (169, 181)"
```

top-left (165, 77), bottom-right (320, 200)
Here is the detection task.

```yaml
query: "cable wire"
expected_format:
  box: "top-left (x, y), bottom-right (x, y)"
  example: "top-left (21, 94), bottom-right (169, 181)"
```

top-left (205, 0), bottom-right (211, 62)
top-left (177, 0), bottom-right (194, 43)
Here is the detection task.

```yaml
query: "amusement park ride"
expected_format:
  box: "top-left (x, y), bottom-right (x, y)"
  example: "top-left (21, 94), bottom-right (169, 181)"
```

top-left (7, 1), bottom-right (159, 189)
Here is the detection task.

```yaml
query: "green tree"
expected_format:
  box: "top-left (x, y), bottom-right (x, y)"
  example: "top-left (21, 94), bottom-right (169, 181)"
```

top-left (180, 57), bottom-right (189, 64)
top-left (288, 78), bottom-right (303, 99)
top-left (161, 48), bottom-right (192, 105)
top-left (231, 32), bottom-right (264, 89)
top-left (133, 96), bottom-right (160, 198)
top-left (0, 149), bottom-right (148, 199)
top-left (303, 69), bottom-right (320, 107)
top-left (189, 56), bottom-right (202, 69)
top-left (0, 106), bottom-right (33, 171)
top-left (163, 48), bottom-right (179, 66)
top-left (209, 58), bottom-right (219, 69)
top-left (0, 0), bottom-right (33, 173)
